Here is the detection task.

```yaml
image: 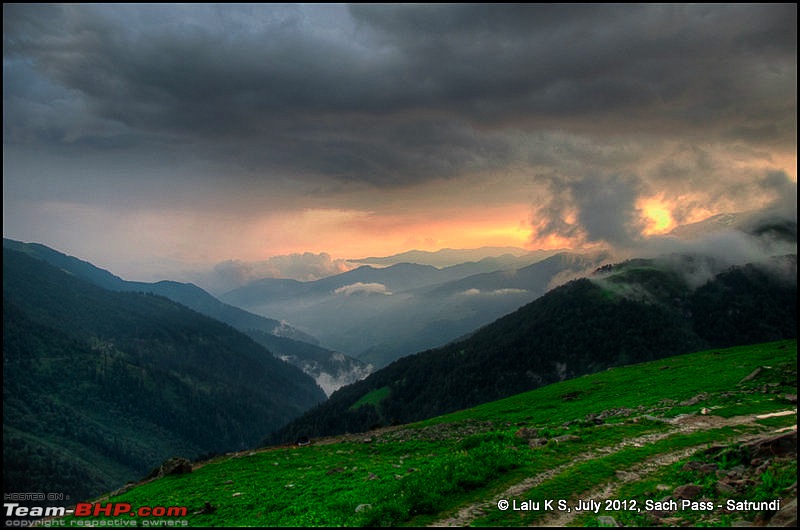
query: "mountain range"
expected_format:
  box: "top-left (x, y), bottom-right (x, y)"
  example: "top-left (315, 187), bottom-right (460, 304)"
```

top-left (221, 251), bottom-right (609, 367)
top-left (2, 238), bottom-right (372, 395)
top-left (350, 246), bottom-right (558, 268)
top-left (271, 252), bottom-right (797, 443)
top-left (218, 209), bottom-right (796, 368)
top-left (3, 211), bottom-right (796, 510)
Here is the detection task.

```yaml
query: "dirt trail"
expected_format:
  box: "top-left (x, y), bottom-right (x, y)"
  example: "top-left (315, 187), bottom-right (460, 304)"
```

top-left (428, 411), bottom-right (796, 527)
top-left (537, 430), bottom-right (770, 528)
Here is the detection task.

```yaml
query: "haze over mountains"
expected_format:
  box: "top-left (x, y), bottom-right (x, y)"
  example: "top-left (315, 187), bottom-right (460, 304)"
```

top-left (221, 251), bottom-right (608, 367)
top-left (352, 246), bottom-right (551, 268)
top-left (216, 209), bottom-right (797, 367)
top-left (3, 209), bottom-right (796, 507)
top-left (273, 251), bottom-right (797, 443)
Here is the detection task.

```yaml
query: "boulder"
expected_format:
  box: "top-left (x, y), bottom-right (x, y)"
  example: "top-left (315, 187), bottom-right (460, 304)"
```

top-left (552, 434), bottom-right (581, 443)
top-left (767, 498), bottom-right (797, 527)
top-left (515, 427), bottom-right (539, 440)
top-left (596, 515), bottom-right (620, 527)
top-left (715, 481), bottom-right (738, 495)
top-left (745, 431), bottom-right (797, 459)
top-left (680, 393), bottom-right (708, 406)
top-left (159, 457), bottom-right (192, 477)
top-left (673, 484), bottom-right (702, 500)
top-left (739, 367), bottom-right (763, 384)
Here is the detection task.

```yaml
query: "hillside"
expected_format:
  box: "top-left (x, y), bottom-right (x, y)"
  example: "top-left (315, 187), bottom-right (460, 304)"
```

top-left (3, 247), bottom-right (326, 503)
top-left (0, 240), bottom-right (316, 342)
top-left (44, 340), bottom-right (797, 527)
top-left (2, 238), bottom-right (372, 394)
top-left (272, 254), bottom-right (797, 443)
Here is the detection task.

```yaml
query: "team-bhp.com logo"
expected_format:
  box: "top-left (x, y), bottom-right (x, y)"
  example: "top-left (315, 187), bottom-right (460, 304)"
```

top-left (71, 503), bottom-right (187, 518)
top-left (5, 502), bottom-right (188, 526)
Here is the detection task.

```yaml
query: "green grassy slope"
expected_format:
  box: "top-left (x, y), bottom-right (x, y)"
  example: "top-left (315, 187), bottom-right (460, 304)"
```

top-left (52, 339), bottom-right (796, 527)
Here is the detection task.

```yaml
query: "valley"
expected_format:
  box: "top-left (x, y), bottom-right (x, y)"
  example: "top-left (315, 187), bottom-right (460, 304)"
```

top-left (5, 5), bottom-right (796, 528)
top-left (3, 230), bottom-right (796, 527)
top-left (219, 252), bottom-right (607, 368)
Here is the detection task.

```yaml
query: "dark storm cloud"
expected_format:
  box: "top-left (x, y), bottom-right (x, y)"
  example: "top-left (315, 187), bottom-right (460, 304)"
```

top-left (532, 172), bottom-right (645, 248)
top-left (348, 4), bottom-right (796, 126)
top-left (4, 4), bottom-right (511, 186)
top-left (759, 171), bottom-right (798, 220)
top-left (4, 3), bottom-right (795, 190)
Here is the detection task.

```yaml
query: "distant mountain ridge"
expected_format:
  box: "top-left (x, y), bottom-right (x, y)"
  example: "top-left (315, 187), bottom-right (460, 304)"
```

top-left (221, 251), bottom-right (608, 367)
top-left (271, 252), bottom-right (797, 443)
top-left (351, 246), bottom-right (557, 268)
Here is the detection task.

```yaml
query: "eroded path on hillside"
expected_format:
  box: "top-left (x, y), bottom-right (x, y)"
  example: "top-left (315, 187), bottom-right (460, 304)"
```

top-left (428, 410), bottom-right (797, 527)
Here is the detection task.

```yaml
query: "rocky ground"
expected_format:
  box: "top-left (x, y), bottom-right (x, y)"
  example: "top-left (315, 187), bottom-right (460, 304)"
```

top-left (428, 411), bottom-right (797, 527)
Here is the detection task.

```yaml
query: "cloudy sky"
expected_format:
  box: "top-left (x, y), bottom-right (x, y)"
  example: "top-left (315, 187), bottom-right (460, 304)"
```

top-left (3, 4), bottom-right (797, 283)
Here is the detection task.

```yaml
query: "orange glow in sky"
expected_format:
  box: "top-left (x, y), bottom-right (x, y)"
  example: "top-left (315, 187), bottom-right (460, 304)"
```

top-left (638, 195), bottom-right (677, 235)
top-left (245, 204), bottom-right (537, 260)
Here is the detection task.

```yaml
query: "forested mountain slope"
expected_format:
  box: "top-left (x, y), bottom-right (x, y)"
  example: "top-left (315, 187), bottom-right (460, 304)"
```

top-left (3, 247), bottom-right (326, 503)
top-left (2, 238), bottom-right (371, 394)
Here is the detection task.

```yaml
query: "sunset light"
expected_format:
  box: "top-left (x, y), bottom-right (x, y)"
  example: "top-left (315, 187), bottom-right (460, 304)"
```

top-left (3, 3), bottom-right (795, 282)
top-left (639, 196), bottom-right (676, 236)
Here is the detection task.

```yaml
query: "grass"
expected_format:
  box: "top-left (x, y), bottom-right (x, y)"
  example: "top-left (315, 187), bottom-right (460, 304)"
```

top-left (56, 339), bottom-right (796, 527)
top-left (349, 386), bottom-right (391, 411)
